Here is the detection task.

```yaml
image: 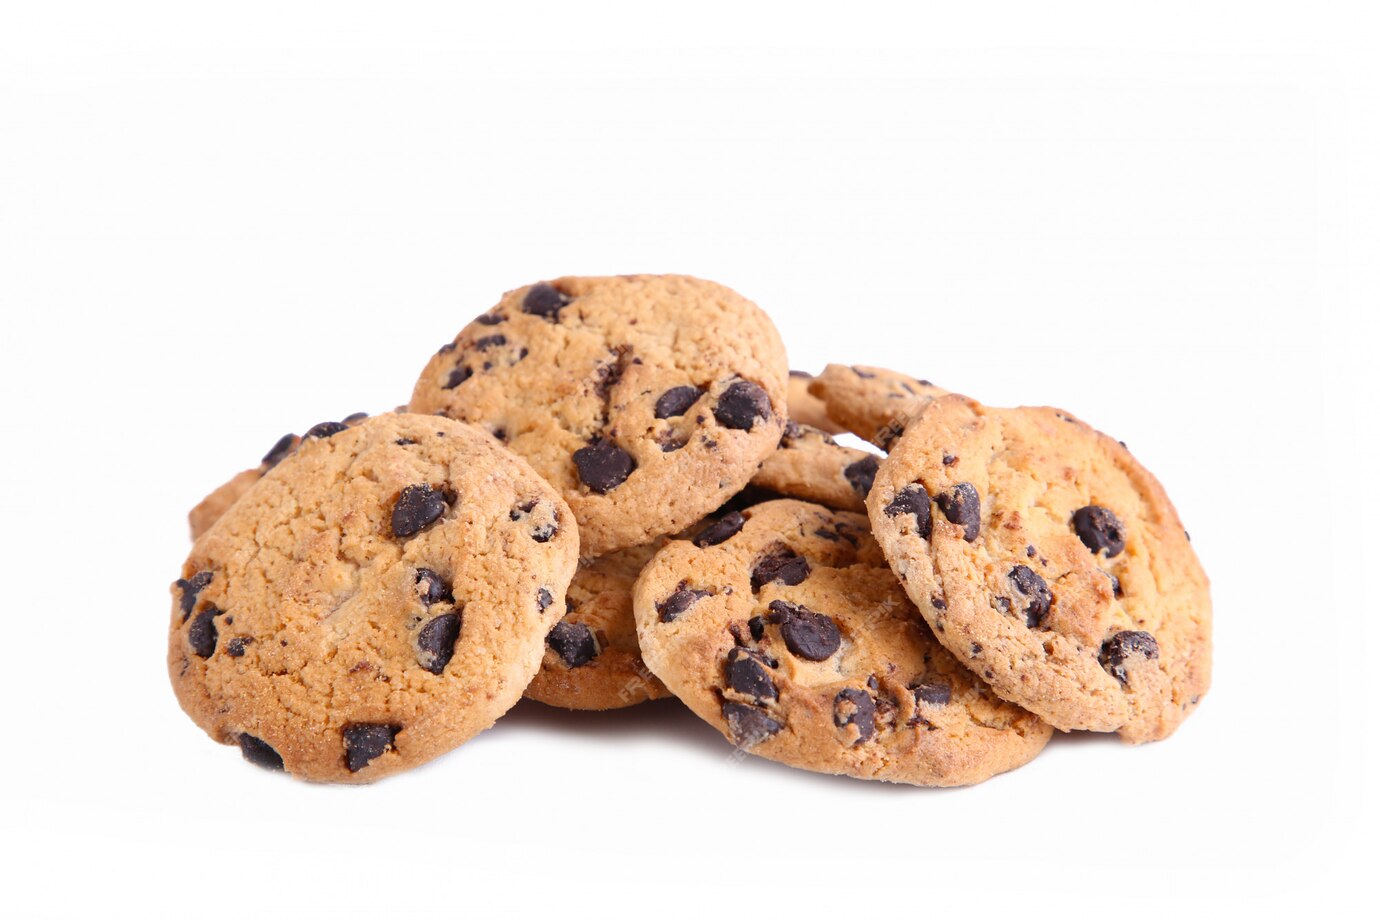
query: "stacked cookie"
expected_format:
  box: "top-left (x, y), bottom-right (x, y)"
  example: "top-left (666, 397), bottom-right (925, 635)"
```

top-left (169, 274), bottom-right (1211, 785)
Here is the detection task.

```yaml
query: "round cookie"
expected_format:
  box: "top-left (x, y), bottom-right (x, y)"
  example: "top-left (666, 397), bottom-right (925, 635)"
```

top-left (749, 421), bottom-right (881, 513)
top-left (524, 543), bottom-right (670, 710)
top-left (169, 413), bottom-right (579, 782)
top-left (632, 499), bottom-right (1052, 786)
top-left (807, 364), bottom-right (950, 450)
top-left (408, 275), bottom-right (789, 555)
top-left (786, 370), bottom-right (844, 434)
top-left (866, 395), bottom-right (1211, 742)
top-left (187, 412), bottom-right (370, 540)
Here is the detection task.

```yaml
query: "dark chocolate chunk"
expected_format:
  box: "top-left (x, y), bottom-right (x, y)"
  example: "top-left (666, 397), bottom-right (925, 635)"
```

top-left (417, 612), bottom-right (462, 674)
top-left (474, 334), bottom-right (506, 350)
top-left (912, 680), bottom-right (951, 706)
top-left (748, 616), bottom-right (766, 641)
top-left (237, 734), bottom-right (284, 771)
top-left (721, 700), bottom-right (783, 747)
top-left (343, 723), bottom-right (401, 773)
top-left (475, 312), bottom-right (503, 325)
top-left (750, 548), bottom-right (811, 592)
top-left (768, 600), bottom-right (841, 661)
top-left (942, 454), bottom-right (958, 467)
top-left (175, 570), bottom-right (213, 620)
top-left (713, 380), bottom-right (772, 431)
top-left (547, 621), bottom-right (599, 668)
top-left (1099, 631), bottom-right (1159, 683)
top-left (392, 484), bottom-right (449, 537)
top-left (833, 688), bottom-right (876, 744)
top-left (444, 365), bottom-right (473, 389)
top-left (657, 584), bottom-right (711, 622)
top-left (188, 606), bottom-right (220, 658)
top-left (1108, 572), bottom-right (1124, 598)
top-left (261, 434), bottom-right (297, 468)
top-left (537, 587), bottom-right (553, 612)
top-left (573, 439), bottom-right (635, 494)
top-left (414, 568), bottom-right (453, 606)
top-left (530, 522), bottom-right (557, 543)
top-left (1072, 505), bottom-right (1126, 557)
top-left (522, 282), bottom-right (570, 319)
top-left (843, 455), bottom-right (880, 499)
top-left (883, 483), bottom-right (932, 538)
top-left (341, 412), bottom-right (368, 424)
top-left (692, 511), bottom-right (745, 547)
top-left (654, 385), bottom-right (702, 419)
top-left (725, 647), bottom-right (777, 702)
top-left (304, 421), bottom-right (348, 440)
top-left (936, 482), bottom-right (981, 541)
top-left (1009, 565), bottom-right (1053, 628)
top-left (225, 637), bottom-right (250, 657)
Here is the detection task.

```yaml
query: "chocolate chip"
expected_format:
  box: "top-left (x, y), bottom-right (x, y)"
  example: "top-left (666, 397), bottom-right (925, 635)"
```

top-left (1108, 573), bottom-right (1124, 598)
top-left (475, 312), bottom-right (504, 325)
top-left (747, 616), bottom-right (766, 641)
top-left (693, 511), bottom-right (746, 547)
top-left (341, 412), bottom-right (368, 424)
top-left (713, 380), bottom-right (771, 431)
top-left (721, 700), bottom-right (783, 747)
top-left (225, 637), bottom-right (250, 657)
top-left (1072, 505), bottom-right (1126, 557)
top-left (547, 621), bottom-right (598, 668)
top-left (537, 587), bottom-right (553, 612)
top-left (237, 734), bottom-right (284, 771)
top-left (725, 647), bottom-right (777, 702)
top-left (471, 334), bottom-right (504, 351)
top-left (851, 367), bottom-right (876, 379)
top-left (942, 454), bottom-right (958, 466)
top-left (751, 548), bottom-right (811, 592)
top-left (261, 434), bottom-right (297, 468)
top-left (392, 484), bottom-right (449, 537)
top-left (843, 455), bottom-right (880, 499)
top-left (343, 723), bottom-right (401, 772)
top-left (395, 438), bottom-right (416, 446)
top-left (438, 342), bottom-right (456, 355)
top-left (522, 282), bottom-right (570, 319)
top-left (417, 612), bottom-right (462, 674)
top-left (443, 365), bottom-right (473, 389)
top-left (833, 688), bottom-right (876, 744)
top-left (1099, 631), bottom-right (1158, 683)
top-left (788, 369), bottom-right (812, 379)
top-left (654, 385), bottom-right (703, 419)
top-left (912, 680), bottom-right (951, 706)
top-left (657, 584), bottom-right (711, 622)
top-left (768, 600), bottom-right (841, 661)
top-left (573, 438), bottom-right (636, 493)
top-left (883, 483), bottom-right (931, 538)
top-left (304, 421), bottom-right (348, 439)
top-left (531, 522), bottom-right (557, 543)
top-left (414, 568), bottom-right (453, 606)
top-left (188, 606), bottom-right (220, 658)
top-left (936, 482), bottom-right (981, 541)
top-left (175, 570), bottom-right (213, 620)
top-left (1009, 565), bottom-right (1052, 628)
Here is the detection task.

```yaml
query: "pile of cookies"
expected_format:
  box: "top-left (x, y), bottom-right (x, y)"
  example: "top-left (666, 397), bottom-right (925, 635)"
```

top-left (169, 275), bottom-right (1211, 786)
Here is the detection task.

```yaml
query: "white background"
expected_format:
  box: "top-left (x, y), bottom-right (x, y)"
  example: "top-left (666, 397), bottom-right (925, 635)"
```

top-left (1, 2), bottom-right (1376, 917)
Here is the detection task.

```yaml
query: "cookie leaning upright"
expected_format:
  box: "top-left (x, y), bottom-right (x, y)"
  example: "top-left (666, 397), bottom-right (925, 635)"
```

top-left (168, 413), bottom-right (579, 782)
top-left (632, 499), bottom-right (1052, 786)
top-left (866, 395), bottom-right (1211, 742)
top-left (409, 275), bottom-right (788, 555)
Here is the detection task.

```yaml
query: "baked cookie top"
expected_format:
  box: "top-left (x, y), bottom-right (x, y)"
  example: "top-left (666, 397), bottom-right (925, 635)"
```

top-left (168, 413), bottom-right (579, 782)
top-left (786, 370), bottom-right (844, 434)
top-left (866, 395), bottom-right (1211, 741)
top-left (750, 421), bottom-right (880, 513)
top-left (632, 499), bottom-right (1052, 786)
top-left (524, 542), bottom-right (670, 710)
top-left (807, 364), bottom-right (950, 450)
top-left (187, 412), bottom-right (370, 540)
top-left (409, 275), bottom-right (788, 555)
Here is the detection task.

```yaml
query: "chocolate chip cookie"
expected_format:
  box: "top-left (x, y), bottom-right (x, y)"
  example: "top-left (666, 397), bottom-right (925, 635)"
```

top-left (632, 499), bottom-right (1052, 786)
top-left (786, 369), bottom-right (844, 434)
top-left (866, 395), bottom-right (1211, 742)
top-left (187, 412), bottom-right (370, 540)
top-left (749, 421), bottom-right (881, 513)
top-left (524, 542), bottom-right (670, 710)
top-left (807, 364), bottom-right (950, 450)
top-left (169, 413), bottom-right (579, 782)
top-left (409, 275), bottom-right (788, 555)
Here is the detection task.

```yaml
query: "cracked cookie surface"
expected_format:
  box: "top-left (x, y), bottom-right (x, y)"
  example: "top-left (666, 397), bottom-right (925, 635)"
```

top-left (632, 499), bottom-right (1051, 786)
top-left (409, 275), bottom-right (788, 555)
top-left (808, 364), bottom-right (951, 450)
top-left (169, 413), bottom-right (579, 782)
top-left (867, 395), bottom-right (1211, 741)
